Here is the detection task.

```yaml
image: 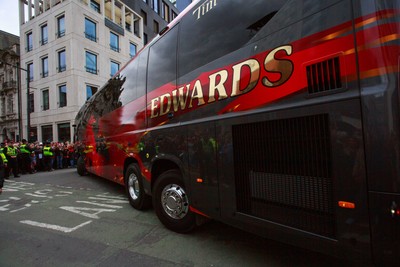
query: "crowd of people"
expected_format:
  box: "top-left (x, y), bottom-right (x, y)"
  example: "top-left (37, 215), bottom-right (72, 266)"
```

top-left (0, 139), bottom-right (79, 194)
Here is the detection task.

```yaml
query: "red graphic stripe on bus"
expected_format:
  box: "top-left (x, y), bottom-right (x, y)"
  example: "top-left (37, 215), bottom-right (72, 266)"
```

top-left (220, 23), bottom-right (400, 114)
top-left (109, 9), bottom-right (400, 132)
top-left (144, 11), bottom-right (399, 124)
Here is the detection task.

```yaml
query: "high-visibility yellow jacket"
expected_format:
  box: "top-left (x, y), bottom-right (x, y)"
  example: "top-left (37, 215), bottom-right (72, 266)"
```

top-left (43, 146), bottom-right (54, 157)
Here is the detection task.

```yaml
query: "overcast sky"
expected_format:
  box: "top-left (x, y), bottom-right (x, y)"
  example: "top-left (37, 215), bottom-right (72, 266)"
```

top-left (0, 0), bottom-right (20, 36)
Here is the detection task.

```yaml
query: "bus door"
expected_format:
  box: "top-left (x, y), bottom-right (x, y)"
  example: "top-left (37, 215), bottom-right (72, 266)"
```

top-left (353, 0), bottom-right (400, 264)
top-left (187, 121), bottom-right (220, 219)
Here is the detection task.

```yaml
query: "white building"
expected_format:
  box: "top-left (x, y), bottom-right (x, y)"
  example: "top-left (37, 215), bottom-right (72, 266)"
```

top-left (19, 0), bottom-right (144, 143)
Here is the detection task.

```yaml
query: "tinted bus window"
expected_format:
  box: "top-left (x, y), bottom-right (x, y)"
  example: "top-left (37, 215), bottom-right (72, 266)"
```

top-left (136, 49), bottom-right (148, 99)
top-left (178, 0), bottom-right (287, 77)
top-left (119, 58), bottom-right (139, 106)
top-left (147, 25), bottom-right (178, 92)
top-left (252, 0), bottom-right (349, 44)
top-left (119, 48), bottom-right (149, 106)
top-left (93, 78), bottom-right (123, 118)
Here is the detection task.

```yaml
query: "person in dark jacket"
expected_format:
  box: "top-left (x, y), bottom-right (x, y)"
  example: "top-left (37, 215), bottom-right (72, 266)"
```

top-left (3, 140), bottom-right (20, 178)
top-left (34, 143), bottom-right (44, 172)
top-left (19, 139), bottom-right (32, 174)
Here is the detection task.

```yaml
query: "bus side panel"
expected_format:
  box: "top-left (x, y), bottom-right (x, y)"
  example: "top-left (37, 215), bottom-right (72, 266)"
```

top-left (218, 99), bottom-right (371, 261)
top-left (215, 0), bottom-right (373, 262)
top-left (353, 0), bottom-right (400, 265)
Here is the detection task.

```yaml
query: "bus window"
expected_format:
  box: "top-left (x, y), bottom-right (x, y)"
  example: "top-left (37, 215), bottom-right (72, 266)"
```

top-left (147, 25), bottom-right (178, 93)
top-left (136, 48), bottom-right (148, 99)
top-left (178, 0), bottom-right (287, 78)
top-left (119, 57), bottom-right (139, 106)
top-left (251, 0), bottom-right (347, 43)
top-left (95, 78), bottom-right (124, 117)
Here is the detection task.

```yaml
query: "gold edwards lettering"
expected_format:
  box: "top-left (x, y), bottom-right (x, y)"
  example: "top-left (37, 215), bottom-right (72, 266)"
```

top-left (193, 0), bottom-right (217, 20)
top-left (150, 45), bottom-right (294, 119)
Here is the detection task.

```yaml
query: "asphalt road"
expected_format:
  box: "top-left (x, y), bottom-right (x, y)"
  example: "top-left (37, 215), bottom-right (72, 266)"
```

top-left (0, 168), bottom-right (361, 267)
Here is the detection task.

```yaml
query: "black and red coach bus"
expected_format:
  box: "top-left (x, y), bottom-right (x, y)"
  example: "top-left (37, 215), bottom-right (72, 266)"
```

top-left (74, 0), bottom-right (400, 265)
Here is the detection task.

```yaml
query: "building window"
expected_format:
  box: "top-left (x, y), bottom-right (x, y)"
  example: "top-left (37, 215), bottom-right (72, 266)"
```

top-left (86, 85), bottom-right (98, 100)
top-left (41, 57), bottom-right (49, 78)
top-left (58, 123), bottom-right (71, 142)
top-left (126, 21), bottom-right (131, 32)
top-left (85, 18), bottom-right (97, 42)
top-left (110, 61), bottom-right (120, 77)
top-left (90, 0), bottom-right (100, 13)
top-left (42, 125), bottom-right (53, 143)
top-left (143, 0), bottom-right (148, 3)
top-left (41, 24), bottom-right (48, 45)
top-left (110, 32), bottom-right (119, 52)
top-left (134, 17), bottom-right (140, 37)
top-left (29, 126), bottom-right (37, 143)
top-left (129, 42), bottom-right (137, 58)
top-left (27, 63), bottom-right (34, 82)
top-left (59, 84), bottom-right (67, 107)
top-left (57, 15), bottom-right (65, 38)
top-left (85, 51), bottom-right (97, 74)
top-left (58, 49), bottom-right (66, 72)
top-left (144, 33), bottom-right (148, 45)
top-left (141, 10), bottom-right (147, 26)
top-left (29, 92), bottom-right (34, 113)
top-left (7, 95), bottom-right (13, 114)
top-left (42, 89), bottom-right (49, 111)
top-left (161, 1), bottom-right (169, 22)
top-left (26, 32), bottom-right (33, 51)
top-left (1, 97), bottom-right (5, 115)
top-left (171, 11), bottom-right (177, 20)
top-left (153, 20), bottom-right (159, 34)
top-left (152, 0), bottom-right (159, 13)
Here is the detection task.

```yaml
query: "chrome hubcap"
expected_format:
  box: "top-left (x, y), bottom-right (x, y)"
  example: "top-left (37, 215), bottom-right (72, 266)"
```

top-left (161, 184), bottom-right (189, 219)
top-left (128, 173), bottom-right (139, 200)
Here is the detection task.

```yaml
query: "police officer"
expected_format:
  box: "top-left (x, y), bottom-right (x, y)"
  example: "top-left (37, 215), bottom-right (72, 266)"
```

top-left (3, 140), bottom-right (20, 178)
top-left (43, 141), bottom-right (54, 171)
top-left (19, 139), bottom-right (32, 174)
top-left (0, 142), bottom-right (8, 179)
top-left (0, 144), bottom-right (7, 194)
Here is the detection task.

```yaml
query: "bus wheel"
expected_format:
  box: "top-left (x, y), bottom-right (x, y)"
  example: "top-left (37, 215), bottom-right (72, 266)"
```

top-left (125, 163), bottom-right (151, 210)
top-left (153, 170), bottom-right (195, 233)
top-left (77, 155), bottom-right (87, 176)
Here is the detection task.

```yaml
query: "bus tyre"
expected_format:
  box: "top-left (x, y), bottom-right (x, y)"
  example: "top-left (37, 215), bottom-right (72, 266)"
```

top-left (153, 170), bottom-right (195, 233)
top-left (77, 155), bottom-right (87, 176)
top-left (125, 163), bottom-right (151, 210)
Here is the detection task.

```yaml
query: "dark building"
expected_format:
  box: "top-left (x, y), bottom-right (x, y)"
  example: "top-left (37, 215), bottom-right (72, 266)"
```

top-left (0, 30), bottom-right (21, 142)
top-left (122, 0), bottom-right (180, 45)
top-left (0, 30), bottom-right (19, 50)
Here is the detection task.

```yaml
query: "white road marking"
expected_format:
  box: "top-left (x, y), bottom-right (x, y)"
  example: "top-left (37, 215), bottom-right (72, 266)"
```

top-left (59, 206), bottom-right (116, 219)
top-left (0, 197), bottom-right (22, 211)
top-left (20, 220), bottom-right (93, 233)
top-left (0, 204), bottom-right (11, 211)
top-left (88, 196), bottom-right (128, 204)
top-left (6, 181), bottom-right (127, 233)
top-left (95, 194), bottom-right (127, 200)
top-left (76, 201), bottom-right (123, 209)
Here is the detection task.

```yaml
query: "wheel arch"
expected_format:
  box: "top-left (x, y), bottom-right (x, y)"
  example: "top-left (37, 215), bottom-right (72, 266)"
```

top-left (123, 156), bottom-right (140, 178)
top-left (150, 156), bottom-right (185, 194)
